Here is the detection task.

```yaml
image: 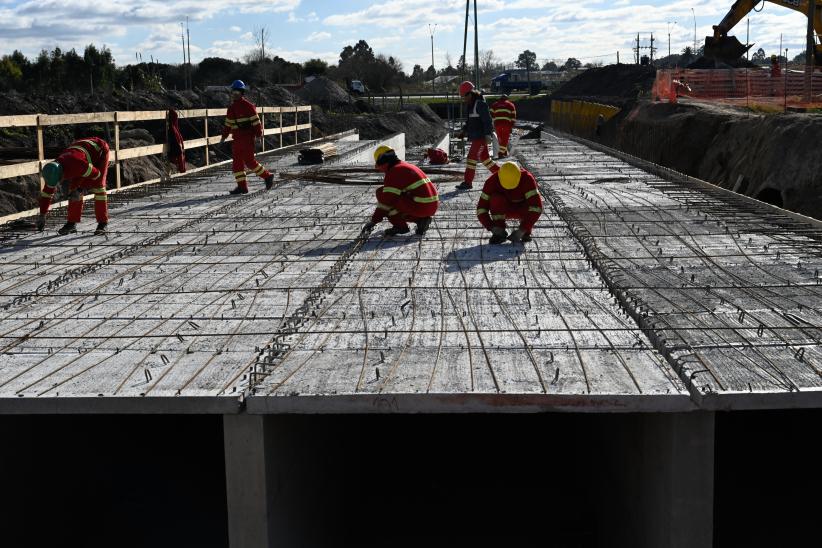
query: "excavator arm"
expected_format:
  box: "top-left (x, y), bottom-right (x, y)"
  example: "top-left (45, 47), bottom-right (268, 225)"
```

top-left (705, 0), bottom-right (822, 64)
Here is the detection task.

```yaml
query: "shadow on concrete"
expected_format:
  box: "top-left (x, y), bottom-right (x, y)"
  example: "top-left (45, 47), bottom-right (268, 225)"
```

top-left (445, 242), bottom-right (522, 272)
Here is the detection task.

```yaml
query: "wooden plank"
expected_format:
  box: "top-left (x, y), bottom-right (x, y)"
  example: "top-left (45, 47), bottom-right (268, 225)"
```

top-left (118, 143), bottom-right (165, 160)
top-left (297, 124), bottom-right (312, 131)
top-left (177, 109), bottom-right (208, 118)
top-left (36, 118), bottom-right (45, 190)
top-left (0, 160), bottom-right (40, 179)
top-left (0, 114), bottom-right (38, 128)
top-left (115, 111), bottom-right (167, 122)
top-left (204, 109), bottom-right (210, 167)
top-left (297, 106), bottom-right (312, 112)
top-left (39, 112), bottom-right (116, 126)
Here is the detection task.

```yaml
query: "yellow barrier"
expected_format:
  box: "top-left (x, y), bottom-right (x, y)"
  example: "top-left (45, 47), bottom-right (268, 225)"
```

top-left (549, 100), bottom-right (620, 138)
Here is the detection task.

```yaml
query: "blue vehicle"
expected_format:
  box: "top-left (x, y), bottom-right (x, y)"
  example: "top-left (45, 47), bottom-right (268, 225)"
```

top-left (491, 71), bottom-right (545, 94)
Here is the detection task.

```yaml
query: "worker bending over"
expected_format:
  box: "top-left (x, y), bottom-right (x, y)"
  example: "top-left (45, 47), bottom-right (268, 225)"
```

top-left (455, 81), bottom-right (499, 190)
top-left (365, 145), bottom-right (439, 237)
top-left (476, 161), bottom-right (542, 244)
top-left (423, 147), bottom-right (448, 165)
top-left (221, 80), bottom-right (274, 195)
top-left (37, 137), bottom-right (110, 235)
top-left (490, 92), bottom-right (516, 158)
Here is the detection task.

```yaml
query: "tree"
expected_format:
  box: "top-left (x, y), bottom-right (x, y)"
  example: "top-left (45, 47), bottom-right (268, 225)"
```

top-left (252, 26), bottom-right (270, 63)
top-left (303, 58), bottom-right (328, 77)
top-left (516, 50), bottom-right (537, 91)
top-left (563, 57), bottom-right (582, 70)
top-left (479, 49), bottom-right (497, 79)
top-left (751, 48), bottom-right (767, 64)
top-left (411, 64), bottom-right (424, 82)
top-left (542, 60), bottom-right (559, 71)
top-left (0, 56), bottom-right (23, 90)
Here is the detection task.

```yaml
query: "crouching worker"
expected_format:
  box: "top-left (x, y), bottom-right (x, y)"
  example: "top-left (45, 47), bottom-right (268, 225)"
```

top-left (364, 145), bottom-right (439, 237)
top-left (476, 161), bottom-right (542, 244)
top-left (38, 137), bottom-right (110, 235)
top-left (423, 147), bottom-right (449, 165)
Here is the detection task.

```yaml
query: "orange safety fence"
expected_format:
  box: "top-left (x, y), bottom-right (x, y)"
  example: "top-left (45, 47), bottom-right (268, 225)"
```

top-left (653, 68), bottom-right (822, 110)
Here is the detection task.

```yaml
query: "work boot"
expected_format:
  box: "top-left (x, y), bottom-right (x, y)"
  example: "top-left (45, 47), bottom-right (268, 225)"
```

top-left (264, 174), bottom-right (275, 190)
top-left (415, 217), bottom-right (432, 235)
top-left (508, 228), bottom-right (525, 243)
top-left (35, 214), bottom-right (46, 232)
top-left (521, 233), bottom-right (532, 243)
top-left (489, 226), bottom-right (508, 245)
top-left (384, 225), bottom-right (411, 237)
top-left (455, 182), bottom-right (473, 191)
top-left (57, 222), bottom-right (77, 236)
top-left (229, 186), bottom-right (248, 195)
top-left (94, 222), bottom-right (108, 236)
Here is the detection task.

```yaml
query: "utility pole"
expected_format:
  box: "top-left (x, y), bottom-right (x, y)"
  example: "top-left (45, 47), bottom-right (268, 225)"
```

top-left (805, 0), bottom-right (816, 100)
top-left (746, 18), bottom-right (750, 61)
top-left (473, 0), bottom-right (480, 86)
top-left (668, 21), bottom-right (677, 58)
top-left (181, 22), bottom-right (187, 89)
top-left (636, 33), bottom-right (641, 64)
top-left (429, 24), bottom-right (437, 95)
top-left (461, 0), bottom-right (469, 83)
top-left (186, 16), bottom-right (192, 90)
top-left (650, 33), bottom-right (656, 64)
top-left (692, 8), bottom-right (697, 53)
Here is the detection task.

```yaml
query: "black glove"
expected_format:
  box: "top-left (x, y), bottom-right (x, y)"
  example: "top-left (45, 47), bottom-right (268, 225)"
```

top-left (362, 221), bottom-right (377, 232)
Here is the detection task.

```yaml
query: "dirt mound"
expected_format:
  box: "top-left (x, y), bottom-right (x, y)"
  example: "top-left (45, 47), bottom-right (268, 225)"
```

top-left (552, 65), bottom-right (657, 104)
top-left (614, 101), bottom-right (822, 219)
top-left (687, 56), bottom-right (758, 69)
top-left (314, 110), bottom-right (445, 146)
top-left (400, 103), bottom-right (441, 124)
top-left (296, 77), bottom-right (353, 110)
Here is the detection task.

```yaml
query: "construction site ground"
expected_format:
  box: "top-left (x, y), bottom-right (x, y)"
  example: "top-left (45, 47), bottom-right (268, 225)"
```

top-left (1, 130), bottom-right (820, 413)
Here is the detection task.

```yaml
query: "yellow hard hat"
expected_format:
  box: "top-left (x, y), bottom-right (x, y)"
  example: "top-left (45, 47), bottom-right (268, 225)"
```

top-left (374, 145), bottom-right (394, 163)
top-left (499, 162), bottom-right (522, 190)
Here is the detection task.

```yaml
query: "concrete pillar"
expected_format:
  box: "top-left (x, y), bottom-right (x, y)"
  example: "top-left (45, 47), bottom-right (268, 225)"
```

top-left (637, 412), bottom-right (715, 548)
top-left (223, 414), bottom-right (272, 548)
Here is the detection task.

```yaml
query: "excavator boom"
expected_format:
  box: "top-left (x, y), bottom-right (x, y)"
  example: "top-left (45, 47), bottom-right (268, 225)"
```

top-left (704, 0), bottom-right (822, 64)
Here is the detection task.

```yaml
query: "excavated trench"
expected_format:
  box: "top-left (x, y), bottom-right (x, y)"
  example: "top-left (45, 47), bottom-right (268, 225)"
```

top-left (585, 100), bottom-right (822, 220)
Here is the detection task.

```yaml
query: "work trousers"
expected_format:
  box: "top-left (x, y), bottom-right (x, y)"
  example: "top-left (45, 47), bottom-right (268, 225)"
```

top-left (494, 122), bottom-right (513, 156)
top-left (464, 139), bottom-right (499, 185)
top-left (375, 187), bottom-right (438, 230)
top-left (232, 135), bottom-right (271, 190)
top-left (488, 194), bottom-right (534, 234)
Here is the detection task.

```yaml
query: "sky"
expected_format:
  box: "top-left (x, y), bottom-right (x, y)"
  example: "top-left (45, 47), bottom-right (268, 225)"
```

top-left (0, 0), bottom-right (816, 70)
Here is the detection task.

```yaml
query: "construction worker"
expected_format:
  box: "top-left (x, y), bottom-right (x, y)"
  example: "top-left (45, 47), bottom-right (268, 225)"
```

top-left (423, 147), bottom-right (449, 165)
top-left (37, 137), bottom-right (109, 235)
top-left (770, 55), bottom-right (782, 78)
top-left (364, 145), bottom-right (439, 237)
top-left (220, 80), bottom-right (274, 195)
top-left (455, 81), bottom-right (499, 191)
top-left (490, 92), bottom-right (516, 158)
top-left (475, 161), bottom-right (542, 245)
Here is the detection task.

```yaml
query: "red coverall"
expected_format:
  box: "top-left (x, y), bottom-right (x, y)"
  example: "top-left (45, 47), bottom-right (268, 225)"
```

top-left (372, 161), bottom-right (439, 230)
top-left (221, 96), bottom-right (272, 191)
top-left (490, 97), bottom-right (516, 157)
top-left (476, 169), bottom-right (543, 236)
top-left (39, 137), bottom-right (109, 224)
top-left (424, 147), bottom-right (448, 165)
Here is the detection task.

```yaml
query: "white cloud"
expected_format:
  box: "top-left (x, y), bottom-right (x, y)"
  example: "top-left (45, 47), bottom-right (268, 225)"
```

top-left (305, 31), bottom-right (331, 43)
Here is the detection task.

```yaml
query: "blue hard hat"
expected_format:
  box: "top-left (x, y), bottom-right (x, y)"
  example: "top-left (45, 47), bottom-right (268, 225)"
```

top-left (230, 80), bottom-right (247, 91)
top-left (42, 161), bottom-right (63, 187)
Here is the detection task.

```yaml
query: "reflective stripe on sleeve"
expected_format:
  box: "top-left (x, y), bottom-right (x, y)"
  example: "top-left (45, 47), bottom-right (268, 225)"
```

top-left (524, 189), bottom-right (539, 199)
top-left (480, 192), bottom-right (490, 200)
top-left (528, 206), bottom-right (542, 213)
top-left (476, 208), bottom-right (488, 215)
top-left (382, 186), bottom-right (402, 195)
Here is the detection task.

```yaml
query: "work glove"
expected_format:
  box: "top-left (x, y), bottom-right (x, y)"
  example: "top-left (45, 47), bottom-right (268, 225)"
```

top-left (362, 221), bottom-right (377, 233)
top-left (35, 214), bottom-right (46, 232)
top-left (508, 228), bottom-right (525, 243)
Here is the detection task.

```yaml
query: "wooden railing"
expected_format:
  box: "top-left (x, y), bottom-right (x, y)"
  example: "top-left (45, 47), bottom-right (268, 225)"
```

top-left (0, 105), bottom-right (313, 188)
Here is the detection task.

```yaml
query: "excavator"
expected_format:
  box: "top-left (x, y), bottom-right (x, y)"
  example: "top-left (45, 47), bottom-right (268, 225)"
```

top-left (705, 0), bottom-right (822, 64)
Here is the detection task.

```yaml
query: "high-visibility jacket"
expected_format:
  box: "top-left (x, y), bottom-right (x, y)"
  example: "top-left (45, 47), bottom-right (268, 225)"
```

top-left (55, 137), bottom-right (108, 184)
top-left (425, 147), bottom-right (448, 165)
top-left (476, 169), bottom-right (542, 232)
top-left (462, 94), bottom-right (494, 140)
top-left (490, 98), bottom-right (517, 124)
top-left (221, 96), bottom-right (263, 139)
top-left (372, 161), bottom-right (439, 223)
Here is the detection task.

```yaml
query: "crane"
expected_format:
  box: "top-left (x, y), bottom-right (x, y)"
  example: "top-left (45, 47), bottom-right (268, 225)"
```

top-left (705, 0), bottom-right (822, 64)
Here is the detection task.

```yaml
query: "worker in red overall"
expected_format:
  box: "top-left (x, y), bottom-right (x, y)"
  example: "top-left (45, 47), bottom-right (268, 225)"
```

top-left (423, 147), bottom-right (448, 165)
top-left (475, 161), bottom-right (542, 244)
top-left (220, 80), bottom-right (274, 195)
top-left (490, 93), bottom-right (516, 158)
top-left (37, 137), bottom-right (110, 235)
top-left (455, 81), bottom-right (499, 190)
top-left (364, 145), bottom-right (439, 237)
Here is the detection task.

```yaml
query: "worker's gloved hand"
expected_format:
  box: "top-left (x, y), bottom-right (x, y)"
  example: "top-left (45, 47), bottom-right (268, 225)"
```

top-left (508, 228), bottom-right (525, 243)
top-left (35, 214), bottom-right (46, 232)
top-left (489, 226), bottom-right (508, 245)
top-left (455, 131), bottom-right (465, 139)
top-left (362, 221), bottom-right (377, 233)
